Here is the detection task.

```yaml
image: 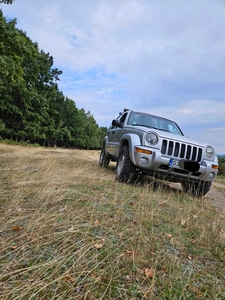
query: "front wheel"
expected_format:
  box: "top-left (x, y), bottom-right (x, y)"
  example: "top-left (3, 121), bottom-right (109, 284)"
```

top-left (181, 181), bottom-right (212, 198)
top-left (115, 146), bottom-right (136, 183)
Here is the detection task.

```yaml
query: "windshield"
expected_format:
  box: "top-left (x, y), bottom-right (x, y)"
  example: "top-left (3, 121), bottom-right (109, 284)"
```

top-left (127, 112), bottom-right (183, 136)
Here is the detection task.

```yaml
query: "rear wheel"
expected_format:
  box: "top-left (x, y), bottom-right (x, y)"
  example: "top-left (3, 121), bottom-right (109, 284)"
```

top-left (99, 144), bottom-right (110, 168)
top-left (115, 146), bottom-right (136, 183)
top-left (181, 181), bottom-right (212, 198)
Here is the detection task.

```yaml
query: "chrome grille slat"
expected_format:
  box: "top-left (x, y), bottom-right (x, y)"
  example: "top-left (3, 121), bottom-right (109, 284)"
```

top-left (161, 139), bottom-right (202, 163)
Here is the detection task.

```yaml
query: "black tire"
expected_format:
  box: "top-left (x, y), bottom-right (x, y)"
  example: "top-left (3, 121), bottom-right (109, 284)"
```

top-left (181, 181), bottom-right (212, 198)
top-left (115, 146), bottom-right (136, 183)
top-left (99, 144), bottom-right (110, 168)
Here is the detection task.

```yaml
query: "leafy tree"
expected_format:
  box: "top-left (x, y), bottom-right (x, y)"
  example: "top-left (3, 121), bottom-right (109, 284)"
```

top-left (0, 119), bottom-right (5, 132)
top-left (61, 98), bottom-right (81, 147)
top-left (43, 89), bottom-right (67, 147)
top-left (98, 126), bottom-right (107, 145)
top-left (0, 12), bottom-right (63, 144)
top-left (0, 10), bottom-right (103, 149)
top-left (218, 156), bottom-right (225, 176)
top-left (84, 111), bottom-right (101, 149)
top-left (73, 108), bottom-right (89, 148)
top-left (0, 0), bottom-right (14, 4)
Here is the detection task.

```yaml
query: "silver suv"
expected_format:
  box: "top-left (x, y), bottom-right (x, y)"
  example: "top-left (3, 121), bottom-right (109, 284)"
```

top-left (99, 109), bottom-right (219, 197)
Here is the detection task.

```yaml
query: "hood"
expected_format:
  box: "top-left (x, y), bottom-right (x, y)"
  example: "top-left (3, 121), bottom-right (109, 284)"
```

top-left (155, 129), bottom-right (208, 148)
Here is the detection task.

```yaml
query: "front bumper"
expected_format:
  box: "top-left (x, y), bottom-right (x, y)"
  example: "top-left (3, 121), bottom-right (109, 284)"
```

top-left (132, 146), bottom-right (218, 182)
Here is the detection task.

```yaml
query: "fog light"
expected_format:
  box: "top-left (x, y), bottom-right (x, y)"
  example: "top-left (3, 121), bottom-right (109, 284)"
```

top-left (208, 172), bottom-right (215, 179)
top-left (139, 157), bottom-right (148, 166)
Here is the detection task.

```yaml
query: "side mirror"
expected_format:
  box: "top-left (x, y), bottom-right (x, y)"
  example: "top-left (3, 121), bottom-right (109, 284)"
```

top-left (112, 119), bottom-right (122, 127)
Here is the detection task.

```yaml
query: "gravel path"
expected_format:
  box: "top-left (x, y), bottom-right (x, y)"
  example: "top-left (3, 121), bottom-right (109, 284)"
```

top-left (169, 180), bottom-right (225, 214)
top-left (204, 182), bottom-right (225, 214)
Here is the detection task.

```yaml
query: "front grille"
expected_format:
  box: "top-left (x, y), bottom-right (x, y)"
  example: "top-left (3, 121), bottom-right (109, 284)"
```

top-left (161, 139), bottom-right (203, 162)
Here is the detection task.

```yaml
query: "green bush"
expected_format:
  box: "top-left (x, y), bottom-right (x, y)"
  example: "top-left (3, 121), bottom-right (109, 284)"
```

top-left (218, 156), bottom-right (225, 176)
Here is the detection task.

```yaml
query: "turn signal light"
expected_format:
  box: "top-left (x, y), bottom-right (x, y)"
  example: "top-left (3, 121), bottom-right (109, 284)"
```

top-left (211, 165), bottom-right (218, 170)
top-left (135, 147), bottom-right (152, 155)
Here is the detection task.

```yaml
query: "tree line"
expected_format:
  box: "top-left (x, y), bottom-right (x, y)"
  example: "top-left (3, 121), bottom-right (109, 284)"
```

top-left (0, 9), bottom-right (107, 148)
top-left (218, 156), bottom-right (225, 176)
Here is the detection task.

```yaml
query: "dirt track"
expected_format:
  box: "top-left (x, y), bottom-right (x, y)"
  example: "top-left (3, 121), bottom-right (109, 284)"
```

top-left (169, 180), bottom-right (225, 214)
top-left (204, 181), bottom-right (225, 214)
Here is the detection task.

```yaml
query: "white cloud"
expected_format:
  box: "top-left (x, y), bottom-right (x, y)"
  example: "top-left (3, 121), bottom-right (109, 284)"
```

top-left (175, 100), bottom-right (225, 124)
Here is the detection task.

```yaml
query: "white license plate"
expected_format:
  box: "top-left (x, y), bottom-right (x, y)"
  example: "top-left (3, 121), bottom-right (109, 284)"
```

top-left (169, 158), bottom-right (178, 167)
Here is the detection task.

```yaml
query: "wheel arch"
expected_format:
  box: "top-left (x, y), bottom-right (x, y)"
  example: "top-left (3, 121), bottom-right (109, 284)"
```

top-left (117, 133), bottom-right (141, 165)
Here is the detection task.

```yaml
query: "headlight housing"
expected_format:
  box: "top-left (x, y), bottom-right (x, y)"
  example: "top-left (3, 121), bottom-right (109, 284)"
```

top-left (146, 133), bottom-right (158, 146)
top-left (205, 146), bottom-right (214, 159)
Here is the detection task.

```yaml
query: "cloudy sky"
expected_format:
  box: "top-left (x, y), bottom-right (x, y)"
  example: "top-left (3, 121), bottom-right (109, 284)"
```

top-left (1, 0), bottom-right (225, 153)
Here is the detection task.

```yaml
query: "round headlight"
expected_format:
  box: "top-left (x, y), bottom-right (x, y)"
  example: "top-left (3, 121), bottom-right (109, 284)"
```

top-left (205, 146), bottom-right (214, 159)
top-left (146, 133), bottom-right (158, 145)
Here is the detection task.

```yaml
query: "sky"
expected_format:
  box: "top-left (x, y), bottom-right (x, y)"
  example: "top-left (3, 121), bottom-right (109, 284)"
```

top-left (1, 0), bottom-right (225, 154)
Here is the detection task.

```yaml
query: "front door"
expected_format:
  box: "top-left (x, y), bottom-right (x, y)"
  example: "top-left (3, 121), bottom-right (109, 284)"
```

top-left (107, 112), bottom-right (128, 157)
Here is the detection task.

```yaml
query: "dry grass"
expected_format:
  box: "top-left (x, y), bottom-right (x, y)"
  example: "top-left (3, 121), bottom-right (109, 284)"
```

top-left (215, 175), bottom-right (225, 185)
top-left (0, 144), bottom-right (225, 299)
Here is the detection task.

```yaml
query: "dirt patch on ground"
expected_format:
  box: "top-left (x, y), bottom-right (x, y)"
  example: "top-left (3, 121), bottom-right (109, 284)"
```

top-left (204, 182), bottom-right (225, 214)
top-left (169, 181), bottom-right (225, 214)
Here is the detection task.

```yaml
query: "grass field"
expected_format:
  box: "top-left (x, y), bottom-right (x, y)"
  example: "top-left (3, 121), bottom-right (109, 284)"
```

top-left (0, 144), bottom-right (225, 299)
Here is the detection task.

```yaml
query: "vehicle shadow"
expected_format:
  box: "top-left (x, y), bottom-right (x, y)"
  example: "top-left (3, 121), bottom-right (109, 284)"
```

top-left (133, 174), bottom-right (183, 195)
top-left (107, 165), bottom-right (183, 196)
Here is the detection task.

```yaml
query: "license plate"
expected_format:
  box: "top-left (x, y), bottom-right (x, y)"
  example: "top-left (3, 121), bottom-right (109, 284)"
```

top-left (169, 158), bottom-right (178, 167)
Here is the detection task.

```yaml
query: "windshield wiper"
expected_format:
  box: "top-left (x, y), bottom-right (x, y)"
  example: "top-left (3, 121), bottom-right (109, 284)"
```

top-left (158, 128), bottom-right (170, 132)
top-left (131, 124), bottom-right (158, 130)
